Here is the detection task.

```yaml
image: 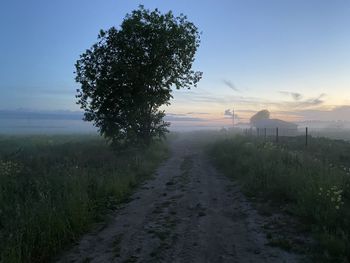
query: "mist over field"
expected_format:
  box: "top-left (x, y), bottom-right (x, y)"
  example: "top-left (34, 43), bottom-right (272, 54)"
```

top-left (2, 109), bottom-right (350, 141)
top-left (0, 110), bottom-right (95, 134)
top-left (0, 110), bottom-right (232, 133)
top-left (2, 1), bottom-right (350, 262)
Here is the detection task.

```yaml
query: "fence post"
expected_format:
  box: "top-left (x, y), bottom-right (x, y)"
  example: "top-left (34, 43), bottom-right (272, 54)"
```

top-left (257, 128), bottom-right (260, 137)
top-left (264, 128), bottom-right (267, 141)
top-left (305, 127), bottom-right (308, 147)
top-left (276, 127), bottom-right (279, 143)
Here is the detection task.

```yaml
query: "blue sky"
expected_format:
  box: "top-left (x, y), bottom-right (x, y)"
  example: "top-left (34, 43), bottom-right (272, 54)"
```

top-left (1, 0), bottom-right (350, 124)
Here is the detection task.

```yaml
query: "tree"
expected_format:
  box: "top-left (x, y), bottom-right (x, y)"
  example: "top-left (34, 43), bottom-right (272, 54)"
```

top-left (75, 6), bottom-right (202, 147)
top-left (250, 110), bottom-right (270, 126)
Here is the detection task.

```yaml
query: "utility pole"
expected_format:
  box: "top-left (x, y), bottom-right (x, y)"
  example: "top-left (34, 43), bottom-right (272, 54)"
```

top-left (232, 106), bottom-right (235, 128)
top-left (305, 127), bottom-right (308, 147)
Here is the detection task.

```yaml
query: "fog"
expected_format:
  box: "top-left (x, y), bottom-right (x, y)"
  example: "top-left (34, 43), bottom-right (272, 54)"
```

top-left (2, 109), bottom-right (350, 141)
top-left (0, 110), bottom-right (96, 134)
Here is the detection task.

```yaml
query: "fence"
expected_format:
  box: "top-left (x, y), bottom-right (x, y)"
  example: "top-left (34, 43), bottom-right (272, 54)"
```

top-left (243, 127), bottom-right (310, 147)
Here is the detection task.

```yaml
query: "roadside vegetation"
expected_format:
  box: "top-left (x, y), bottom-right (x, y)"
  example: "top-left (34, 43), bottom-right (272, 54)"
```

top-left (0, 135), bottom-right (168, 263)
top-left (209, 134), bottom-right (350, 262)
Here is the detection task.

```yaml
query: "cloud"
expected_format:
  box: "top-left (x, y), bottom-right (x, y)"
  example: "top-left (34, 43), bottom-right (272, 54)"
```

top-left (0, 109), bottom-right (83, 120)
top-left (185, 94), bottom-right (262, 105)
top-left (295, 105), bottom-right (350, 121)
top-left (164, 115), bottom-right (208, 122)
top-left (279, 91), bottom-right (303, 101)
top-left (278, 91), bottom-right (326, 108)
top-left (176, 91), bottom-right (325, 111)
top-left (223, 80), bottom-right (239, 92)
top-left (295, 93), bottom-right (326, 108)
top-left (174, 88), bottom-right (328, 120)
top-left (268, 104), bottom-right (350, 123)
top-left (166, 113), bottom-right (188, 117)
top-left (224, 109), bottom-right (233, 116)
top-left (223, 109), bottom-right (240, 121)
top-left (291, 93), bottom-right (302, 101)
top-left (186, 112), bottom-right (210, 115)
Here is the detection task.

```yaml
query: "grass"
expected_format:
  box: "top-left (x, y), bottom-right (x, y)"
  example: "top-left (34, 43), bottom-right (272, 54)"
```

top-left (209, 134), bottom-right (350, 262)
top-left (278, 135), bottom-right (350, 169)
top-left (0, 134), bottom-right (168, 263)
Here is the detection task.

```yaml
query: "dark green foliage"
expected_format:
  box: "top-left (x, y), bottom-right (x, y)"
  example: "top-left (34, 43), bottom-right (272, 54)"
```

top-left (0, 135), bottom-right (168, 262)
top-left (75, 6), bottom-right (202, 147)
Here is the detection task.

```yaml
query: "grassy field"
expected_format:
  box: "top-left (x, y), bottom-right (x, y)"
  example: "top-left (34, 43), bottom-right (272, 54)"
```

top-left (0, 135), bottom-right (168, 263)
top-left (209, 134), bottom-right (350, 262)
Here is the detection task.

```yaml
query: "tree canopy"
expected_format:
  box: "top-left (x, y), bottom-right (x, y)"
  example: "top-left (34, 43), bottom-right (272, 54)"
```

top-left (250, 110), bottom-right (270, 126)
top-left (75, 6), bottom-right (202, 147)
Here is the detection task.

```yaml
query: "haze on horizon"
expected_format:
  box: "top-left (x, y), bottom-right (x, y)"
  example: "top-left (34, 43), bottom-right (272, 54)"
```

top-left (1, 0), bottom-right (350, 130)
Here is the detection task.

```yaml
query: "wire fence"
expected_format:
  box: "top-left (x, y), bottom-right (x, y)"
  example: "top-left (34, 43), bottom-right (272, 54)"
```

top-left (243, 127), bottom-right (310, 147)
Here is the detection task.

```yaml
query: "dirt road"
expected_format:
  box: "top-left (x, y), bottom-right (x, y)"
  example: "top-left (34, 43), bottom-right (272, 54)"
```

top-left (58, 138), bottom-right (303, 263)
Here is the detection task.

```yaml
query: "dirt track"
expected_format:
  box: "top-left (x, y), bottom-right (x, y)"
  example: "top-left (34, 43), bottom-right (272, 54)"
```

top-left (58, 138), bottom-right (303, 263)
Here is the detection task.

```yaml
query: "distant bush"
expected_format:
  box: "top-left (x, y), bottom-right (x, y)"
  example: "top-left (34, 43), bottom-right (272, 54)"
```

top-left (209, 135), bottom-right (350, 261)
top-left (0, 135), bottom-right (168, 262)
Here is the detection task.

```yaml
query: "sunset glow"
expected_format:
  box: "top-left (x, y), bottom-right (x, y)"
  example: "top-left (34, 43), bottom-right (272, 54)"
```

top-left (1, 0), bottom-right (350, 131)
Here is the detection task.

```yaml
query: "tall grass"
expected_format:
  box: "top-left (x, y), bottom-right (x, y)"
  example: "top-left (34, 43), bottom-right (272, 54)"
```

top-left (209, 135), bottom-right (350, 262)
top-left (0, 135), bottom-right (168, 263)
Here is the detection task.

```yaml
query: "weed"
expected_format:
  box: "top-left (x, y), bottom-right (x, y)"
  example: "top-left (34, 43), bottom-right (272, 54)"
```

top-left (209, 135), bottom-right (350, 261)
top-left (0, 135), bottom-right (168, 262)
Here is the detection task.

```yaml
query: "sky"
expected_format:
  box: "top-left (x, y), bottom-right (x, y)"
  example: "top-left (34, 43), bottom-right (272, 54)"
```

top-left (1, 0), bottom-right (350, 129)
